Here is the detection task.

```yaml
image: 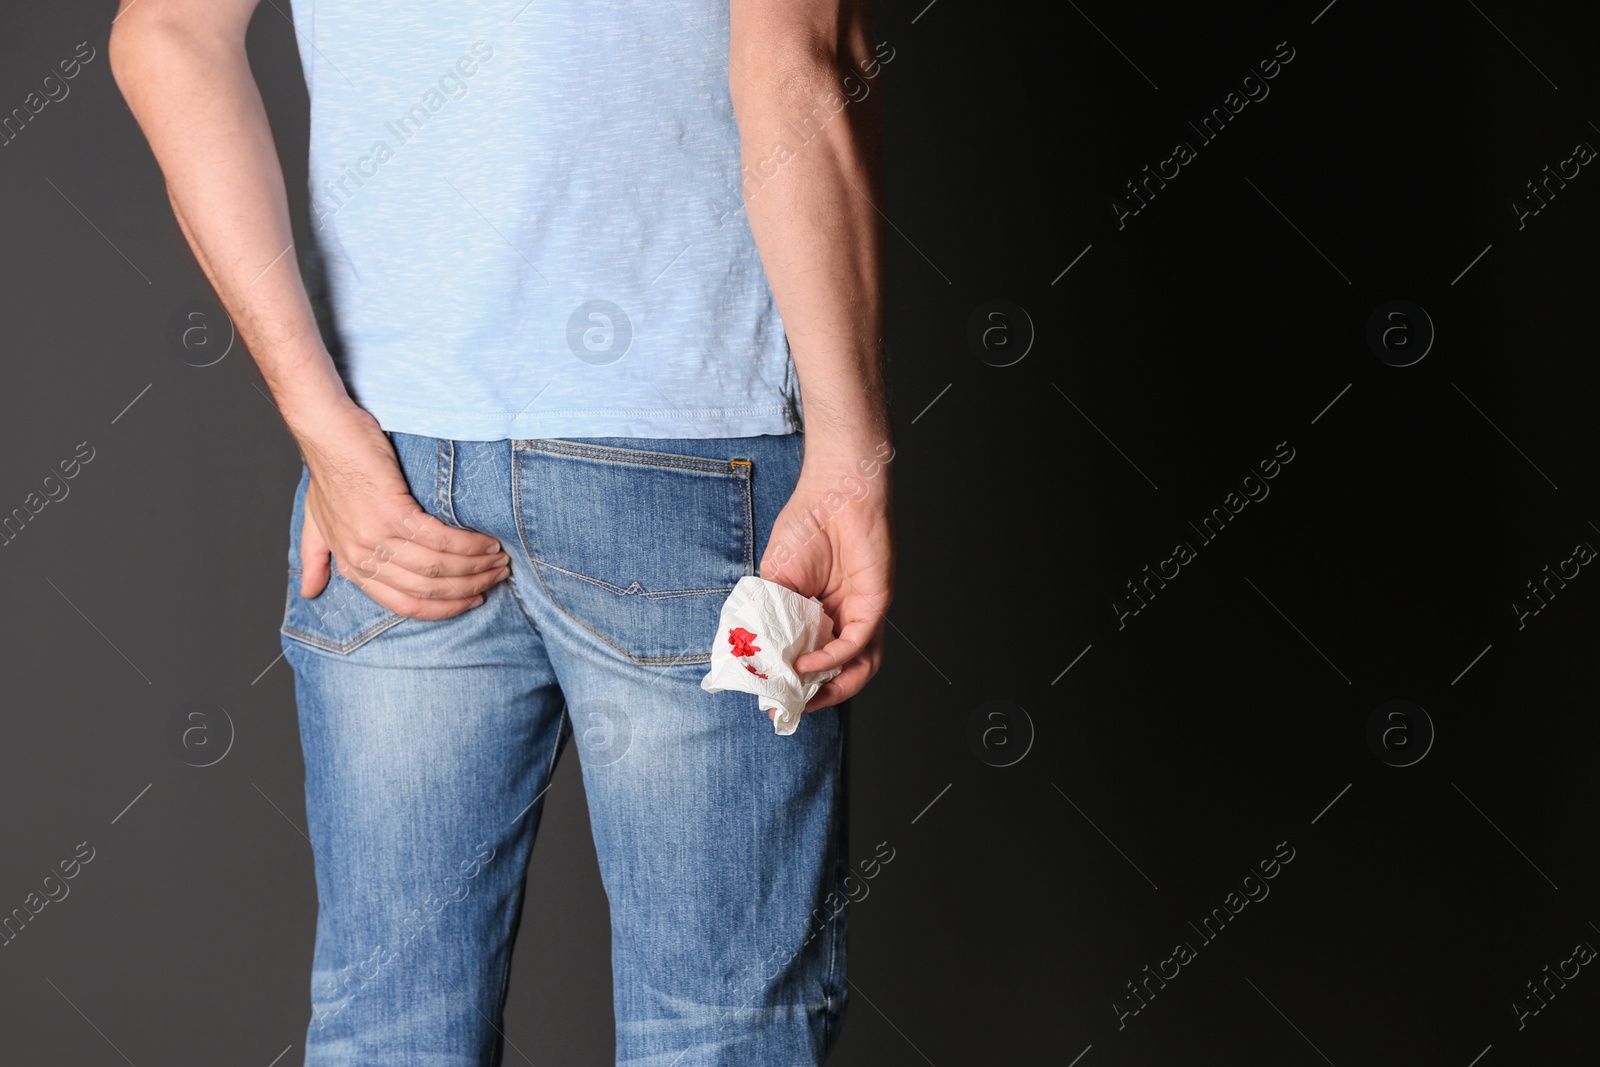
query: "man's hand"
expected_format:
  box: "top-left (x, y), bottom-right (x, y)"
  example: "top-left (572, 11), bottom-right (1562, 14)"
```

top-left (761, 447), bottom-right (895, 712)
top-left (291, 397), bottom-right (509, 620)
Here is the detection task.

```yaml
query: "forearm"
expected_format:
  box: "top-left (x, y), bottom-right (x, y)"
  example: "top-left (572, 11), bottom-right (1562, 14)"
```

top-left (730, 3), bottom-right (888, 465)
top-left (109, 6), bottom-right (351, 435)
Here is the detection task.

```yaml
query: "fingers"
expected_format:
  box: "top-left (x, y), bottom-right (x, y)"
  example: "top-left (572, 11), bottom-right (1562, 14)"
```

top-left (300, 507), bottom-right (332, 599)
top-left (342, 538), bottom-right (512, 601)
top-left (340, 555), bottom-right (510, 606)
top-left (802, 652), bottom-right (879, 712)
top-left (334, 540), bottom-right (502, 621)
top-left (800, 622), bottom-right (885, 712)
top-left (793, 636), bottom-right (856, 676)
top-left (309, 490), bottom-right (510, 601)
top-left (794, 614), bottom-right (876, 675)
top-left (297, 425), bottom-right (505, 613)
top-left (303, 489), bottom-right (510, 611)
top-left (375, 505), bottom-right (501, 558)
top-left (351, 579), bottom-right (489, 622)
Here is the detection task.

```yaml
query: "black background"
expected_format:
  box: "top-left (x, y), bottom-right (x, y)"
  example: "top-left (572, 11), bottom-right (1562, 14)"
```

top-left (3, 1), bottom-right (1599, 1064)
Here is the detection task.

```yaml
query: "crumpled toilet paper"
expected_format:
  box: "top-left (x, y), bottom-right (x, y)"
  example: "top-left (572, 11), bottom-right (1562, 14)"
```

top-left (700, 575), bottom-right (842, 735)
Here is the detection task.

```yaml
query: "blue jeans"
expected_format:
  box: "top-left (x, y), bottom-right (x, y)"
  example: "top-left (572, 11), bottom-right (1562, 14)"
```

top-left (279, 431), bottom-right (849, 1066)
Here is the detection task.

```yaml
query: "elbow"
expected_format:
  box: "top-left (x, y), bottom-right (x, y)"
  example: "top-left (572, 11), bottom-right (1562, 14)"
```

top-left (773, 51), bottom-right (847, 107)
top-left (754, 34), bottom-right (843, 82)
top-left (108, 14), bottom-right (241, 100)
top-left (106, 23), bottom-right (137, 92)
top-left (731, 44), bottom-right (845, 117)
top-left (107, 20), bottom-right (168, 99)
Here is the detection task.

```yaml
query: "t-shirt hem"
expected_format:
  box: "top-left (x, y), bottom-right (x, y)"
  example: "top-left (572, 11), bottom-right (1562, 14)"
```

top-left (365, 403), bottom-right (804, 442)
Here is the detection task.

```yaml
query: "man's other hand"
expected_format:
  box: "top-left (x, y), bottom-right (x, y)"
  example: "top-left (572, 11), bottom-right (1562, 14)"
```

top-left (293, 398), bottom-right (509, 620)
top-left (760, 445), bottom-right (895, 712)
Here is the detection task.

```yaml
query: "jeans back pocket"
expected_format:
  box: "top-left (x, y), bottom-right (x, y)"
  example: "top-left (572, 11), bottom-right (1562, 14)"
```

top-left (513, 440), bottom-right (752, 665)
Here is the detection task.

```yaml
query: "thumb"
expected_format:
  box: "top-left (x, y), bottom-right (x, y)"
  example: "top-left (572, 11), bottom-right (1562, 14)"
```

top-left (300, 505), bottom-right (331, 599)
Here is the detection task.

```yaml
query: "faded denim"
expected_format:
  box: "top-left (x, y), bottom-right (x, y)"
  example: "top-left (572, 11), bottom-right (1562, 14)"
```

top-left (279, 430), bottom-right (849, 1066)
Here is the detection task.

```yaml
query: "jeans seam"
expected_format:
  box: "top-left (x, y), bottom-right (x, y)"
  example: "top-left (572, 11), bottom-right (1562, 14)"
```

top-left (438, 438), bottom-right (463, 528)
top-left (515, 438), bottom-right (748, 476)
top-left (280, 567), bottom-right (406, 654)
top-left (548, 703), bottom-right (569, 780)
top-left (502, 573), bottom-right (544, 638)
top-left (280, 621), bottom-right (406, 655)
top-left (495, 710), bottom-right (568, 1028)
top-left (737, 460), bottom-right (754, 574)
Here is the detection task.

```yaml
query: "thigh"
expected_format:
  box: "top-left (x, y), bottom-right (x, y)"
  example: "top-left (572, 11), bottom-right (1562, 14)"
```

top-left (281, 433), bottom-right (568, 1065)
top-left (513, 433), bottom-right (850, 1066)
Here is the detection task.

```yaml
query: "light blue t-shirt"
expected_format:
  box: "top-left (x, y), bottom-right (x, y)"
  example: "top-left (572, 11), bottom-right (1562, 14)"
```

top-left (287, 0), bottom-right (801, 441)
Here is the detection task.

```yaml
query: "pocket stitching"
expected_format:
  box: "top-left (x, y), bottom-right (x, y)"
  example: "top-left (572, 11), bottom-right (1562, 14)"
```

top-left (523, 559), bottom-right (715, 666)
top-left (515, 438), bottom-right (746, 475)
top-left (279, 567), bottom-right (407, 655)
top-left (532, 558), bottom-right (735, 599)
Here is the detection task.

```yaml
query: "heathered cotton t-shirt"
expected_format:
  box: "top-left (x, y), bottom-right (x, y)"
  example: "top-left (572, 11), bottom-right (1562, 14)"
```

top-left (285, 1), bottom-right (801, 441)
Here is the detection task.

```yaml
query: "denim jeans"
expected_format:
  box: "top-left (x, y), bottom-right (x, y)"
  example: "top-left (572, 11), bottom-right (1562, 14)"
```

top-left (278, 431), bottom-right (849, 1066)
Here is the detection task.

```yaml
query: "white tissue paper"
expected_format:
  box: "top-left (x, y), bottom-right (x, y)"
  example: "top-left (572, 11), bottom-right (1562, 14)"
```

top-left (700, 575), bottom-right (843, 735)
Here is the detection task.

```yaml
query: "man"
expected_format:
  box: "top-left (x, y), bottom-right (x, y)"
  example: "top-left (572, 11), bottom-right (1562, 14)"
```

top-left (109, 1), bottom-right (893, 1064)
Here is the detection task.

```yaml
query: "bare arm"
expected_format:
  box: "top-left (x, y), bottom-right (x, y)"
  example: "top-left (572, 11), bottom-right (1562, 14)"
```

top-left (109, 0), bottom-right (508, 617)
top-left (729, 0), bottom-right (895, 710)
